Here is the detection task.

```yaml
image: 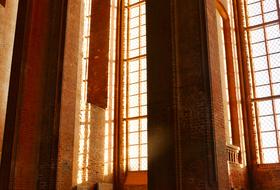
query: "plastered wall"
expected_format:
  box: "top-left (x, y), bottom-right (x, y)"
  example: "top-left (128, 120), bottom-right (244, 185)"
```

top-left (0, 0), bottom-right (18, 159)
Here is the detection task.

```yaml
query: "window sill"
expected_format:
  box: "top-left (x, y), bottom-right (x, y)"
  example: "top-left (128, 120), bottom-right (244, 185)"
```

top-left (257, 163), bottom-right (280, 170)
top-left (124, 171), bottom-right (147, 185)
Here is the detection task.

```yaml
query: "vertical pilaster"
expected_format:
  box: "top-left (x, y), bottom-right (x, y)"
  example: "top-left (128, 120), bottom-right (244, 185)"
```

top-left (0, 0), bottom-right (68, 189)
top-left (147, 0), bottom-right (229, 189)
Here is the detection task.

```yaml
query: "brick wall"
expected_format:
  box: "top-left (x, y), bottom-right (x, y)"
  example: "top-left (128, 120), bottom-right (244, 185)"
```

top-left (228, 163), bottom-right (248, 189)
top-left (58, 0), bottom-right (114, 188)
top-left (88, 106), bottom-right (113, 186)
top-left (56, 0), bottom-right (83, 189)
top-left (254, 164), bottom-right (280, 190)
top-left (0, 0), bottom-right (18, 161)
top-left (206, 0), bottom-right (230, 189)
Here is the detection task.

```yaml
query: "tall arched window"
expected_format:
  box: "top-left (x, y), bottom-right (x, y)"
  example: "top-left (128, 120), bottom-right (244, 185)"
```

top-left (243, 0), bottom-right (280, 164)
top-left (123, 0), bottom-right (148, 172)
top-left (216, 0), bottom-right (246, 164)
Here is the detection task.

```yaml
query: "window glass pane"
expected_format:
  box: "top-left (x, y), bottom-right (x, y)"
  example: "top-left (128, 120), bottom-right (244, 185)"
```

top-left (129, 133), bottom-right (139, 145)
top-left (247, 0), bottom-right (260, 5)
top-left (130, 27), bottom-right (139, 38)
top-left (275, 99), bottom-right (280, 114)
top-left (266, 25), bottom-right (280, 40)
top-left (140, 26), bottom-right (146, 36)
top-left (264, 11), bottom-right (278, 23)
top-left (251, 42), bottom-right (266, 57)
top-left (141, 94), bottom-right (147, 106)
top-left (140, 4), bottom-right (146, 14)
top-left (130, 17), bottom-right (139, 28)
top-left (128, 124), bottom-right (139, 133)
top-left (257, 101), bottom-right (273, 116)
top-left (140, 144), bottom-right (148, 157)
top-left (140, 36), bottom-right (146, 47)
top-left (130, 6), bottom-right (139, 18)
top-left (129, 158), bottom-right (139, 171)
top-left (140, 82), bottom-right (147, 93)
top-left (271, 68), bottom-right (280, 83)
top-left (247, 2), bottom-right (261, 17)
top-left (140, 131), bottom-right (147, 144)
top-left (267, 39), bottom-right (280, 54)
top-left (129, 107), bottom-right (139, 117)
top-left (129, 95), bottom-right (139, 107)
top-left (249, 15), bottom-right (263, 26)
top-left (273, 84), bottom-right (280, 95)
top-left (129, 38), bottom-right (139, 50)
top-left (141, 47), bottom-right (146, 54)
top-left (250, 28), bottom-right (264, 43)
top-left (254, 71), bottom-right (270, 85)
top-left (262, 148), bottom-right (279, 163)
top-left (253, 56), bottom-right (267, 71)
top-left (129, 0), bottom-right (139, 5)
top-left (141, 70), bottom-right (147, 81)
top-left (261, 132), bottom-right (277, 148)
top-left (129, 83), bottom-right (139, 95)
top-left (129, 49), bottom-right (139, 57)
top-left (129, 145), bottom-right (139, 158)
top-left (129, 71), bottom-right (139, 83)
top-left (255, 85), bottom-right (271, 98)
top-left (259, 116), bottom-right (275, 132)
top-left (277, 115), bottom-right (280, 130)
top-left (140, 118), bottom-right (147, 130)
top-left (140, 158), bottom-right (148, 170)
top-left (129, 60), bottom-right (140, 72)
top-left (263, 0), bottom-right (277, 12)
top-left (128, 120), bottom-right (139, 132)
top-left (141, 106), bottom-right (147, 115)
top-left (140, 58), bottom-right (146, 69)
top-left (269, 53), bottom-right (280, 68)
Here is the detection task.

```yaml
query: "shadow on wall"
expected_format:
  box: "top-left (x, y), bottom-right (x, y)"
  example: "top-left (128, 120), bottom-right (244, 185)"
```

top-left (72, 183), bottom-right (91, 190)
top-left (73, 183), bottom-right (113, 190)
top-left (0, 0), bottom-right (6, 7)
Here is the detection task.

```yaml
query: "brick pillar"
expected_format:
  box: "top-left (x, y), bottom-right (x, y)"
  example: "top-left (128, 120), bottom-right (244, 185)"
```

top-left (0, 0), bottom-right (68, 189)
top-left (147, 0), bottom-right (229, 189)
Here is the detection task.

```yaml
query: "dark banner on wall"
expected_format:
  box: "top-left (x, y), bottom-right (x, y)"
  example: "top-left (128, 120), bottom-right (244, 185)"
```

top-left (87, 0), bottom-right (111, 109)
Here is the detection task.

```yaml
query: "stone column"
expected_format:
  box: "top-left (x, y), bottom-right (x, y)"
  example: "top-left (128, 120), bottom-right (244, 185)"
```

top-left (147, 0), bottom-right (229, 189)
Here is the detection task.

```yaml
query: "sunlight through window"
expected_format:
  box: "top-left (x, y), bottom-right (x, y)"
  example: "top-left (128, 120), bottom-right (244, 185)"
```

top-left (103, 0), bottom-right (117, 176)
top-left (123, 0), bottom-right (147, 171)
top-left (244, 0), bottom-right (280, 164)
top-left (77, 0), bottom-right (92, 184)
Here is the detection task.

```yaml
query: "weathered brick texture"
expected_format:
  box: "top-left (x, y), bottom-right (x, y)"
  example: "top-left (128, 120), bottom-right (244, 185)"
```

top-left (56, 0), bottom-right (83, 189)
top-left (254, 165), bottom-right (280, 190)
top-left (228, 163), bottom-right (248, 189)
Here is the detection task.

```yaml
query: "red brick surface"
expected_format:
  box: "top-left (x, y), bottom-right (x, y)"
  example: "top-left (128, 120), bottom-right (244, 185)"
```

top-left (254, 164), bottom-right (280, 190)
top-left (56, 0), bottom-right (82, 189)
top-left (2, 0), bottom-right (280, 190)
top-left (228, 163), bottom-right (248, 189)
